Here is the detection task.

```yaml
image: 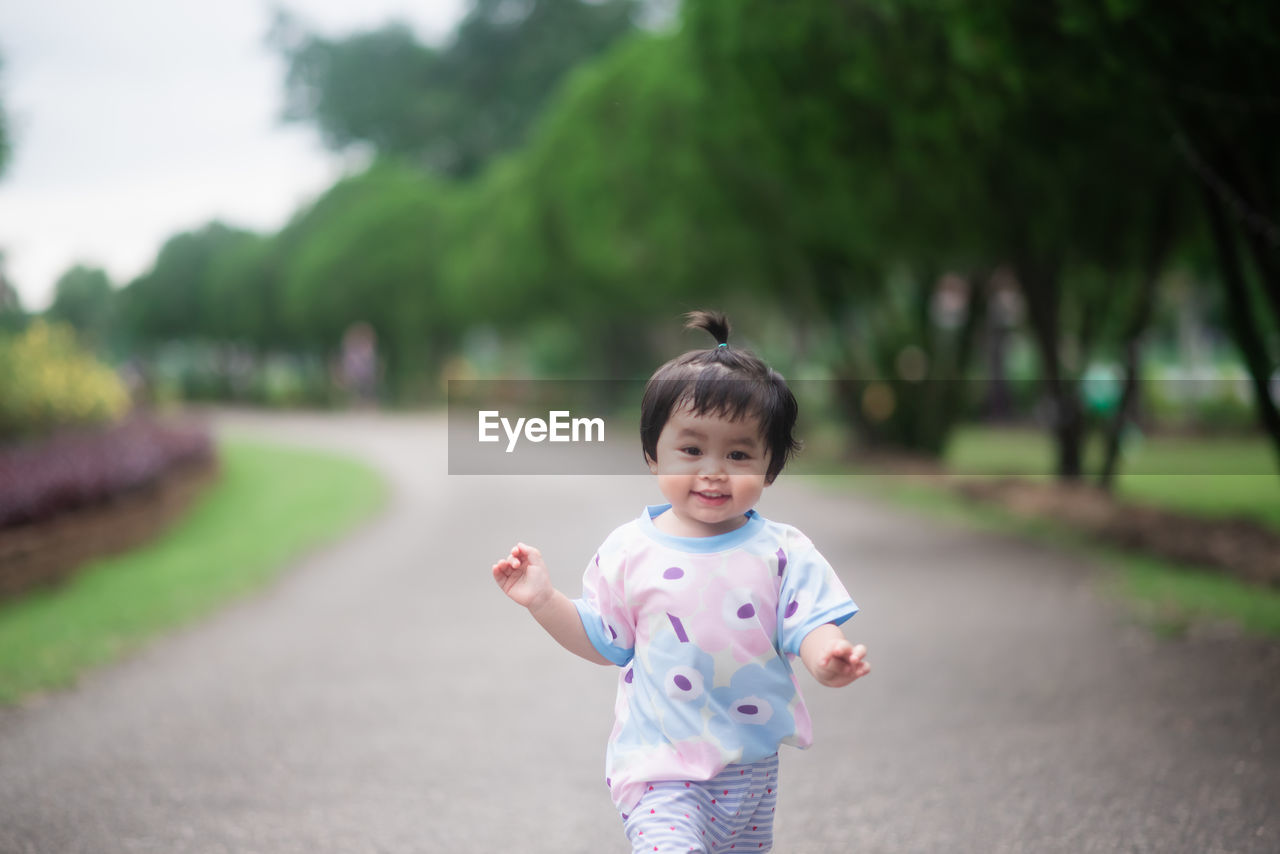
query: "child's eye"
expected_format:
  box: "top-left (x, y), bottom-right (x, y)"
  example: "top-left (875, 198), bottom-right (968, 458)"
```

top-left (680, 446), bottom-right (702, 456)
top-left (728, 451), bottom-right (751, 461)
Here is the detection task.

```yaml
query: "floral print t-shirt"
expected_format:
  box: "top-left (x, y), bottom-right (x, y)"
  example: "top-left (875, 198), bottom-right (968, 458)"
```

top-left (573, 504), bottom-right (859, 814)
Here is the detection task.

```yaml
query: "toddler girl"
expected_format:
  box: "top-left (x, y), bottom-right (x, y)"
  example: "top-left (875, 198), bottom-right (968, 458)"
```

top-left (492, 310), bottom-right (870, 852)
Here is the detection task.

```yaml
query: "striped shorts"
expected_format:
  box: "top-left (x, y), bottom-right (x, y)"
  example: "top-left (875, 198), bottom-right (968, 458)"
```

top-left (621, 753), bottom-right (779, 853)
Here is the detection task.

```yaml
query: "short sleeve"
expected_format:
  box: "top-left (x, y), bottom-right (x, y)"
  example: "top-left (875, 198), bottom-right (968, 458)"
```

top-left (775, 536), bottom-right (858, 657)
top-left (573, 547), bottom-right (635, 667)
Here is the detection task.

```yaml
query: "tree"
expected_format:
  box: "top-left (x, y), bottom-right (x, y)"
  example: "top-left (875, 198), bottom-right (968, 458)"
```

top-left (1055, 0), bottom-right (1280, 470)
top-left (46, 265), bottom-right (115, 350)
top-left (0, 54), bottom-right (10, 178)
top-left (203, 232), bottom-right (287, 349)
top-left (119, 222), bottom-right (265, 344)
top-left (508, 30), bottom-right (764, 377)
top-left (683, 0), bottom-right (998, 458)
top-left (0, 253), bottom-right (25, 335)
top-left (682, 0), bottom-right (1199, 480)
top-left (1, 58), bottom-right (17, 332)
top-left (273, 160), bottom-right (453, 397)
top-left (272, 18), bottom-right (439, 164)
top-left (271, 0), bottom-right (639, 178)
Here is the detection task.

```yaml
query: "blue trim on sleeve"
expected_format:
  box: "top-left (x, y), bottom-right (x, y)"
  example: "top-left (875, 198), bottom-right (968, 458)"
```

top-left (574, 598), bottom-right (634, 666)
top-left (782, 601), bottom-right (859, 658)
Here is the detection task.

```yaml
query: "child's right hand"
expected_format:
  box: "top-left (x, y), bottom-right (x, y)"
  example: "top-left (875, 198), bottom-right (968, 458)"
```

top-left (492, 542), bottom-right (553, 611)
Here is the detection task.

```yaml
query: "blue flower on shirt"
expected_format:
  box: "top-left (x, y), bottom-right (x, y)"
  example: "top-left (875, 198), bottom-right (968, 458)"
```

top-left (707, 656), bottom-right (797, 754)
top-left (640, 634), bottom-right (717, 742)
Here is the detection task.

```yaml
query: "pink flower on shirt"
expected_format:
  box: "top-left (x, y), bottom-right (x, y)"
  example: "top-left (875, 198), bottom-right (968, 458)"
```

top-left (687, 553), bottom-right (780, 663)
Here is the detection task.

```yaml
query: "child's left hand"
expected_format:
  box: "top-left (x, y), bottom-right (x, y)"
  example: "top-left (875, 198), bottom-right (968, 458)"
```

top-left (801, 624), bottom-right (871, 688)
top-left (814, 640), bottom-right (871, 687)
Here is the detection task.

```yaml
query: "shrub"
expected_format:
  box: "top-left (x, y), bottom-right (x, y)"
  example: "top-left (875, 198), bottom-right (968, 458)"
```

top-left (145, 342), bottom-right (336, 408)
top-left (0, 417), bottom-right (214, 530)
top-left (0, 321), bottom-right (130, 440)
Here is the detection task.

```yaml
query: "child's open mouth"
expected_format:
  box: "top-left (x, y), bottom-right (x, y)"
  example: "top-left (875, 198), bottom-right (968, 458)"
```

top-left (692, 491), bottom-right (730, 506)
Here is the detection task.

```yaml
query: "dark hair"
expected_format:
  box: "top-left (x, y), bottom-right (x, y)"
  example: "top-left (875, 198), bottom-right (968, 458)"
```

top-left (640, 310), bottom-right (800, 484)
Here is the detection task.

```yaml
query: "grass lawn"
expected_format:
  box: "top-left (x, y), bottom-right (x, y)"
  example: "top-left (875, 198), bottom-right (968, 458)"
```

top-left (803, 424), bottom-right (1280, 639)
top-left (0, 438), bottom-right (386, 704)
top-left (945, 426), bottom-right (1280, 530)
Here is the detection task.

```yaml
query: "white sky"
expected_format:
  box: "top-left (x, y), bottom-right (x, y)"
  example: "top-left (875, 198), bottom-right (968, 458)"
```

top-left (0, 0), bottom-right (467, 310)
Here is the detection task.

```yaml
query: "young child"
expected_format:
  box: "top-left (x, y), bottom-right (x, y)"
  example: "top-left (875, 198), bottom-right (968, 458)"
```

top-left (491, 310), bottom-right (870, 852)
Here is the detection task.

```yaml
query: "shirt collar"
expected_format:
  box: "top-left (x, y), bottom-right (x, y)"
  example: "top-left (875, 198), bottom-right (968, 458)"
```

top-left (638, 504), bottom-right (765, 553)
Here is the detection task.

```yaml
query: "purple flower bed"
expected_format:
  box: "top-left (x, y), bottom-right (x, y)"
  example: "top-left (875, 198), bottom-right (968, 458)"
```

top-left (0, 418), bottom-right (216, 530)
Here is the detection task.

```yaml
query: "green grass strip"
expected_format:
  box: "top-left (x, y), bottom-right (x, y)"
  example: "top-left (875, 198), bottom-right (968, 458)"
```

top-left (945, 426), bottom-right (1280, 531)
top-left (1106, 554), bottom-right (1280, 639)
top-left (807, 471), bottom-right (1280, 640)
top-left (0, 438), bottom-right (387, 704)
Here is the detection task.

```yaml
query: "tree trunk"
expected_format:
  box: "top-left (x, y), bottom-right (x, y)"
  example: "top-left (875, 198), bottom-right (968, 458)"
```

top-left (1189, 128), bottom-right (1280, 334)
top-left (1241, 228), bottom-right (1280, 336)
top-left (1016, 259), bottom-right (1084, 480)
top-left (929, 270), bottom-right (990, 452)
top-left (1200, 183), bottom-right (1280, 473)
top-left (1098, 336), bottom-right (1142, 490)
top-left (1099, 190), bottom-right (1177, 490)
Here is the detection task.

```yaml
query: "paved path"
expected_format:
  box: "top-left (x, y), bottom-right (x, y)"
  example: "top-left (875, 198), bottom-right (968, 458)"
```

top-left (1, 411), bottom-right (1276, 853)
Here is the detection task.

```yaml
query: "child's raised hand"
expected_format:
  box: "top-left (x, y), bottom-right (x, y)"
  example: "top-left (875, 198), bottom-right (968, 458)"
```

top-left (814, 640), bottom-right (871, 688)
top-left (800, 623), bottom-right (872, 688)
top-left (491, 542), bottom-right (553, 611)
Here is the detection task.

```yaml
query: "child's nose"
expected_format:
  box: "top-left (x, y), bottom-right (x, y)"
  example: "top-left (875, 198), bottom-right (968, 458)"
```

top-left (699, 457), bottom-right (727, 477)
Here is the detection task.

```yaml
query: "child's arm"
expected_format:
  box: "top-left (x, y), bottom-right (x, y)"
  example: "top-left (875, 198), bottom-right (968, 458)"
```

top-left (799, 623), bottom-right (871, 688)
top-left (492, 542), bottom-right (611, 666)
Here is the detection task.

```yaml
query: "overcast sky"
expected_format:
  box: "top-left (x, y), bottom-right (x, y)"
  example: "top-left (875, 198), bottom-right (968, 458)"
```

top-left (0, 0), bottom-right (467, 310)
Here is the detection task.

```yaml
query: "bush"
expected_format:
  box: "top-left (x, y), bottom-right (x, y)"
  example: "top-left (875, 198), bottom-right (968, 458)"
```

top-left (1144, 362), bottom-right (1262, 432)
top-left (0, 321), bottom-right (130, 440)
top-left (145, 342), bottom-right (335, 408)
top-left (0, 417), bottom-right (214, 530)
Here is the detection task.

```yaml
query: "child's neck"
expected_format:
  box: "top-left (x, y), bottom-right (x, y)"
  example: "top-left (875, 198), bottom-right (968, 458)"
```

top-left (652, 506), bottom-right (751, 538)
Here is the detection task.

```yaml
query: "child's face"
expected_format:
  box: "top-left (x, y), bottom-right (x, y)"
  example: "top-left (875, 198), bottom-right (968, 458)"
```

top-left (646, 404), bottom-right (769, 537)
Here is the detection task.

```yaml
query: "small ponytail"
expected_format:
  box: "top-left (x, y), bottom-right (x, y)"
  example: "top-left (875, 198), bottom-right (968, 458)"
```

top-left (684, 310), bottom-right (731, 348)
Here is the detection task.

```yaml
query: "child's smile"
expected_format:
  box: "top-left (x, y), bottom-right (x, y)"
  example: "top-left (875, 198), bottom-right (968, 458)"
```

top-left (647, 406), bottom-right (770, 537)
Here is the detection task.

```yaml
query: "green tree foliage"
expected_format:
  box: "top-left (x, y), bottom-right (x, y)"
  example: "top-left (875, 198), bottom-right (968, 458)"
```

top-left (508, 31), bottom-right (762, 375)
top-left (0, 62), bottom-right (19, 335)
top-left (0, 54), bottom-right (10, 178)
top-left (85, 0), bottom-right (1275, 480)
top-left (203, 232), bottom-right (284, 349)
top-left (119, 222), bottom-right (266, 345)
top-left (46, 265), bottom-right (115, 350)
top-left (930, 0), bottom-right (1273, 477)
top-left (0, 254), bottom-right (24, 335)
top-left (272, 19), bottom-right (438, 163)
top-left (683, 0), bottom-right (1204, 476)
top-left (272, 0), bottom-right (639, 177)
top-left (438, 155), bottom-right (549, 331)
top-left (1054, 0), bottom-right (1280, 468)
top-left (683, 0), bottom-right (999, 457)
top-left (274, 160), bottom-right (453, 396)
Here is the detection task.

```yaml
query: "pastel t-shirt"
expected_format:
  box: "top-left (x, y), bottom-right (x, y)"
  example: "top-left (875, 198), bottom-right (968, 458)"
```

top-left (573, 504), bottom-right (858, 814)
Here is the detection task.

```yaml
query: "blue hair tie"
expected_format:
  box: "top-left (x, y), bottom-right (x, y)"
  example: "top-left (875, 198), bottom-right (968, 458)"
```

top-left (718, 342), bottom-right (728, 348)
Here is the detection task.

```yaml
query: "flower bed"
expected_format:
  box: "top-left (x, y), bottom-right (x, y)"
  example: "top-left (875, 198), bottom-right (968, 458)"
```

top-left (0, 418), bottom-right (217, 599)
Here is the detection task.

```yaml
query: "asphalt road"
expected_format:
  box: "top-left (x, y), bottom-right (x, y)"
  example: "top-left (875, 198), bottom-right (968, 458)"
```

top-left (0, 411), bottom-right (1276, 853)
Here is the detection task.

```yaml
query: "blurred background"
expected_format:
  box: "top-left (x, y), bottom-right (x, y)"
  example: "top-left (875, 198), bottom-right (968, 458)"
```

top-left (1, 0), bottom-right (1278, 547)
